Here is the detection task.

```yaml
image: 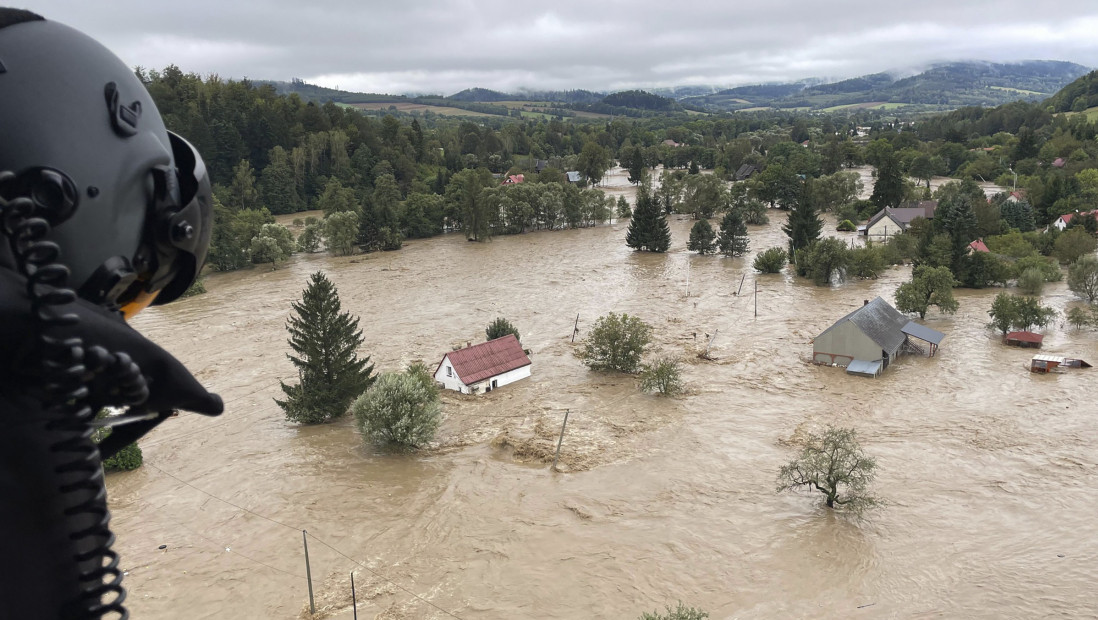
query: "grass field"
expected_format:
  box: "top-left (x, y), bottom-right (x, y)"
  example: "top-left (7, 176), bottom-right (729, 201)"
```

top-left (347, 102), bottom-right (500, 117)
top-left (818, 101), bottom-right (891, 112)
top-left (989, 85), bottom-right (1045, 96)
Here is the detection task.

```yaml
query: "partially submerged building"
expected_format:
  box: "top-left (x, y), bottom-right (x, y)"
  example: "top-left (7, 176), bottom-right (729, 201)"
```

top-left (813, 297), bottom-right (945, 377)
top-left (1005, 331), bottom-right (1043, 348)
top-left (433, 334), bottom-right (531, 394)
top-left (860, 201), bottom-right (937, 239)
top-left (1030, 355), bottom-right (1092, 373)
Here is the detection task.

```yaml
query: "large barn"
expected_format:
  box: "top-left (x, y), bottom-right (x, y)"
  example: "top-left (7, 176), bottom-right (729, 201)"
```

top-left (433, 335), bottom-right (531, 395)
top-left (813, 297), bottom-right (944, 377)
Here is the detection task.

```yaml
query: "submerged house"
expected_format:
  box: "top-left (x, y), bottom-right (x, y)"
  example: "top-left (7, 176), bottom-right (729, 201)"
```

top-left (813, 297), bottom-right (945, 377)
top-left (433, 334), bottom-right (531, 394)
top-left (860, 201), bottom-right (937, 239)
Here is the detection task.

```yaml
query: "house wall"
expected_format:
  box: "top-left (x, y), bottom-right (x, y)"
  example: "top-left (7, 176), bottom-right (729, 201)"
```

top-left (866, 215), bottom-right (903, 239)
top-left (813, 322), bottom-right (885, 366)
top-left (434, 355), bottom-right (470, 394)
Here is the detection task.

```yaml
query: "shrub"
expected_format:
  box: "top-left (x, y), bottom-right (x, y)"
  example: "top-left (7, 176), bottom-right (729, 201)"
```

top-left (752, 247), bottom-right (787, 273)
top-left (581, 313), bottom-right (652, 373)
top-left (180, 278), bottom-right (206, 298)
top-left (1054, 228), bottom-right (1097, 264)
top-left (848, 245), bottom-right (886, 279)
top-left (297, 222), bottom-right (323, 253)
top-left (1016, 267), bottom-right (1045, 296)
top-left (836, 219), bottom-right (856, 232)
top-left (486, 317), bottom-right (520, 342)
top-left (640, 602), bottom-right (709, 620)
top-left (639, 357), bottom-right (683, 396)
top-left (93, 410), bottom-right (143, 472)
top-left (352, 369), bottom-right (441, 448)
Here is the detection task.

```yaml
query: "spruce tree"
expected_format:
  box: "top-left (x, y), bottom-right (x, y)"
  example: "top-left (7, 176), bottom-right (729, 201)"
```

top-left (717, 210), bottom-right (749, 256)
top-left (687, 220), bottom-right (716, 255)
top-left (626, 179), bottom-right (671, 252)
top-left (782, 185), bottom-right (822, 257)
top-left (277, 272), bottom-right (375, 424)
top-left (870, 150), bottom-right (905, 210)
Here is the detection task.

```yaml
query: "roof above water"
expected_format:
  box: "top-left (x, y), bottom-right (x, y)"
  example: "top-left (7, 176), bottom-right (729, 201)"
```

top-left (1006, 331), bottom-right (1044, 344)
top-left (819, 297), bottom-right (910, 355)
top-left (846, 359), bottom-right (883, 377)
top-left (440, 334), bottom-right (531, 385)
top-left (902, 321), bottom-right (945, 346)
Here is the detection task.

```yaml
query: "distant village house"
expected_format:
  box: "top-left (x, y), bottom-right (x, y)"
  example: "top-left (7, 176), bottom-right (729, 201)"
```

top-left (1051, 209), bottom-right (1097, 231)
top-left (860, 201), bottom-right (937, 239)
top-left (434, 335), bottom-right (531, 395)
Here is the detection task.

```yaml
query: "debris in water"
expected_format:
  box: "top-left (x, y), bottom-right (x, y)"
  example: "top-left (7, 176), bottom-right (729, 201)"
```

top-left (158, 544), bottom-right (167, 550)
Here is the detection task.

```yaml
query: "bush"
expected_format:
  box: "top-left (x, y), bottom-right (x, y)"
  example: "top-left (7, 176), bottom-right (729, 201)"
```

top-left (752, 247), bottom-right (787, 273)
top-left (581, 313), bottom-right (652, 373)
top-left (836, 219), bottom-right (856, 232)
top-left (640, 602), bottom-right (709, 620)
top-left (486, 317), bottom-right (520, 342)
top-left (1013, 255), bottom-right (1062, 282)
top-left (103, 443), bottom-right (144, 472)
top-left (180, 278), bottom-right (206, 298)
top-left (352, 369), bottom-right (441, 448)
top-left (297, 222), bottom-right (323, 253)
top-left (1016, 267), bottom-right (1045, 296)
top-left (848, 245), bottom-right (886, 279)
top-left (640, 357), bottom-right (683, 396)
top-left (1054, 228), bottom-right (1097, 264)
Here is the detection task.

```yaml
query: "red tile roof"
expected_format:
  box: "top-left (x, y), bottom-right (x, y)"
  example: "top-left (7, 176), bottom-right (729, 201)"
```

top-left (439, 335), bottom-right (530, 385)
top-left (503, 174), bottom-right (524, 184)
top-left (1058, 210), bottom-right (1097, 225)
top-left (1006, 331), bottom-right (1043, 344)
top-left (968, 239), bottom-right (990, 253)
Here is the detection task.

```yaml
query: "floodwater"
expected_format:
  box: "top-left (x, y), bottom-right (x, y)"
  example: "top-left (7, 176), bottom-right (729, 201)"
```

top-left (112, 168), bottom-right (1098, 619)
top-left (852, 165), bottom-right (1009, 200)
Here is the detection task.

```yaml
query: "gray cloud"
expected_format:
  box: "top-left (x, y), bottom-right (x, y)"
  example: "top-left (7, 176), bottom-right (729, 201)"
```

top-left (27, 1), bottom-right (1098, 95)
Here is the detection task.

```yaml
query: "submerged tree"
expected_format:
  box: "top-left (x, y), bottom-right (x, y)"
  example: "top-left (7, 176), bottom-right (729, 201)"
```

top-left (717, 210), bottom-right (749, 257)
top-left (626, 178), bottom-right (671, 252)
top-left (276, 272), bottom-right (375, 424)
top-left (777, 426), bottom-right (879, 512)
top-left (895, 265), bottom-right (959, 319)
top-left (581, 312), bottom-right (652, 373)
top-left (687, 219), bottom-right (716, 255)
top-left (352, 365), bottom-right (441, 448)
top-left (782, 185), bottom-right (822, 258)
top-left (640, 602), bottom-right (709, 620)
top-left (639, 357), bottom-right (684, 396)
top-left (486, 317), bottom-right (521, 342)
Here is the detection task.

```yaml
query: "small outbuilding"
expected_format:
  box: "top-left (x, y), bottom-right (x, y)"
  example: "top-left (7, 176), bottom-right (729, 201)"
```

top-left (813, 297), bottom-right (945, 377)
top-left (434, 334), bottom-right (531, 394)
top-left (1005, 331), bottom-right (1043, 348)
top-left (1030, 355), bottom-right (1092, 373)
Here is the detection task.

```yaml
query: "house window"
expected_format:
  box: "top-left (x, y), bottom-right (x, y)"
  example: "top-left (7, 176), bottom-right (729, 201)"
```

top-left (446, 366), bottom-right (452, 378)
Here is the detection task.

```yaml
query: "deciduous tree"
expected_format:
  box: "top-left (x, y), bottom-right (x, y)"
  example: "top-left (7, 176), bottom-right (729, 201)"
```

top-left (895, 265), bottom-right (959, 319)
top-left (352, 365), bottom-right (441, 448)
top-left (777, 426), bottom-right (879, 512)
top-left (1067, 255), bottom-right (1098, 302)
top-left (581, 313), bottom-right (652, 373)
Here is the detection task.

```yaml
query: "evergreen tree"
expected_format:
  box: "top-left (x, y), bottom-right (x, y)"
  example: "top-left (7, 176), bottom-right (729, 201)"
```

top-left (627, 146), bottom-right (645, 185)
top-left (625, 179), bottom-right (671, 252)
top-left (259, 146), bottom-right (299, 215)
top-left (1000, 199), bottom-right (1036, 232)
top-left (870, 150), bottom-right (904, 210)
top-left (716, 210), bottom-right (749, 256)
top-left (276, 272), bottom-right (375, 424)
top-left (781, 186), bottom-right (822, 257)
top-left (687, 219), bottom-right (716, 255)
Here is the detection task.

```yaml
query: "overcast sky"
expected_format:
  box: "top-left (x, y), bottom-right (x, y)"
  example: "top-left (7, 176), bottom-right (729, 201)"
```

top-left (25, 1), bottom-right (1098, 96)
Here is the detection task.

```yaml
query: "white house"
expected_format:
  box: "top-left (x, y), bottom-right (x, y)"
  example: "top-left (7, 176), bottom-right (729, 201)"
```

top-left (433, 334), bottom-right (531, 395)
top-left (861, 202), bottom-right (937, 239)
top-left (1051, 210), bottom-right (1097, 231)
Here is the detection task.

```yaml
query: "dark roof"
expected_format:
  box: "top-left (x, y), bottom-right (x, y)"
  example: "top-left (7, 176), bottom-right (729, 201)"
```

top-left (818, 297), bottom-right (910, 355)
top-left (440, 335), bottom-right (530, 385)
top-left (534, 159), bottom-right (549, 171)
top-left (1006, 331), bottom-right (1044, 344)
top-left (902, 321), bottom-right (945, 346)
top-left (734, 164), bottom-right (760, 181)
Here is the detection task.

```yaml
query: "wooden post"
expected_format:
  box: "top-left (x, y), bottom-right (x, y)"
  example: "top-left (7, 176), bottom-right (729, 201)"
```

top-left (754, 280), bottom-right (758, 318)
top-left (571, 314), bottom-right (580, 343)
top-left (552, 409), bottom-right (570, 472)
top-left (351, 571), bottom-right (358, 620)
top-left (737, 273), bottom-right (746, 296)
top-left (303, 530), bottom-right (315, 615)
top-left (685, 267), bottom-right (690, 298)
top-left (705, 329), bottom-right (718, 358)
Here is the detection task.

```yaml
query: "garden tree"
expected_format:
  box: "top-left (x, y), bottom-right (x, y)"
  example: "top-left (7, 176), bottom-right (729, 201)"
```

top-left (777, 426), bottom-right (879, 512)
top-left (1054, 227), bottom-right (1098, 263)
top-left (1000, 199), bottom-right (1036, 232)
top-left (895, 265), bottom-right (960, 319)
top-left (753, 247), bottom-right (788, 273)
top-left (1017, 268), bottom-right (1046, 296)
top-left (249, 223), bottom-right (294, 267)
top-left (1012, 255), bottom-right (1062, 283)
top-left (870, 150), bottom-right (905, 210)
top-left (811, 171), bottom-right (862, 213)
top-left (936, 194), bottom-right (979, 273)
top-left (985, 230), bottom-right (1038, 259)
top-left (1066, 305), bottom-right (1098, 329)
top-left (352, 365), bottom-right (441, 448)
top-left (260, 146), bottom-right (299, 215)
top-left (324, 211), bottom-right (360, 256)
top-left (836, 220), bottom-right (856, 232)
top-left (908, 154), bottom-right (937, 188)
top-left (916, 232), bottom-right (954, 269)
top-left (581, 312), bottom-right (652, 373)
top-left (486, 317), bottom-right (521, 341)
top-left (640, 602), bottom-right (708, 620)
top-left (277, 272), bottom-right (375, 424)
top-left (318, 177), bottom-right (359, 216)
top-left (1067, 255), bottom-right (1098, 302)
top-left (752, 162), bottom-right (800, 209)
top-left (848, 245), bottom-right (886, 279)
top-left (987, 292), bottom-right (1020, 334)
top-left (229, 159), bottom-right (259, 211)
top-left (801, 237), bottom-right (850, 285)
top-left (626, 179), bottom-right (672, 252)
top-left (988, 293), bottom-right (1057, 333)
top-left (401, 192), bottom-right (446, 239)
top-left (447, 167), bottom-right (496, 241)
top-left (716, 210), bottom-right (749, 257)
top-left (616, 196), bottom-right (632, 219)
top-left (687, 219), bottom-right (716, 255)
top-left (680, 174), bottom-right (727, 220)
top-left (958, 251), bottom-right (1012, 289)
top-left (782, 185), bottom-right (822, 258)
top-left (639, 357), bottom-right (684, 396)
top-left (297, 222), bottom-right (323, 253)
top-left (577, 140), bottom-right (612, 186)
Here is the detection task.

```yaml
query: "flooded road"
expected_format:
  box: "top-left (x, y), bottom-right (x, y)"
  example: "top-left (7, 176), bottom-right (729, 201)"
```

top-left (113, 173), bottom-right (1098, 619)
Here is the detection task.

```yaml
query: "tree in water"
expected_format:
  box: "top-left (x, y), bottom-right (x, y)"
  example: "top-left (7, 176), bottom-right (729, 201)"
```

top-left (895, 265), bottom-right (960, 318)
top-left (870, 149), bottom-right (905, 210)
top-left (486, 317), bottom-right (520, 342)
top-left (716, 210), bottom-right (749, 257)
top-left (687, 220), bottom-right (716, 255)
top-left (626, 178), bottom-right (671, 252)
top-left (781, 184), bottom-right (822, 258)
top-left (352, 364), bottom-right (441, 448)
top-left (777, 426), bottom-right (879, 512)
top-left (446, 167), bottom-right (495, 241)
top-left (276, 272), bottom-right (375, 424)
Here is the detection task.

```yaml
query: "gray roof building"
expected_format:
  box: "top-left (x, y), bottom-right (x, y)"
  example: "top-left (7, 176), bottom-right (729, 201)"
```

top-left (812, 297), bottom-right (943, 374)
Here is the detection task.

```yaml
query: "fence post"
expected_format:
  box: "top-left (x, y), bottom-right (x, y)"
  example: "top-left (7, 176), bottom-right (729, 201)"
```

top-left (571, 315), bottom-right (580, 343)
top-left (552, 409), bottom-right (570, 472)
top-left (303, 530), bottom-right (315, 615)
top-left (351, 571), bottom-right (358, 620)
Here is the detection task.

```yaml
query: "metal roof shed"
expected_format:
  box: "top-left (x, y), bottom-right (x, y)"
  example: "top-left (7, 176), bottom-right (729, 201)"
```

top-left (901, 321), bottom-right (945, 357)
top-left (846, 359), bottom-right (883, 378)
top-left (1005, 332), bottom-right (1043, 348)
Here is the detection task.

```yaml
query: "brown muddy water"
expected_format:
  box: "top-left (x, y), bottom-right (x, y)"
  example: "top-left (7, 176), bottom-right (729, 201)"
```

top-left (113, 171), bottom-right (1098, 619)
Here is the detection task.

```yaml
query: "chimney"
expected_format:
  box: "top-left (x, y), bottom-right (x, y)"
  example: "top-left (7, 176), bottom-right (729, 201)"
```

top-left (466, 341), bottom-right (471, 348)
top-left (864, 299), bottom-right (869, 306)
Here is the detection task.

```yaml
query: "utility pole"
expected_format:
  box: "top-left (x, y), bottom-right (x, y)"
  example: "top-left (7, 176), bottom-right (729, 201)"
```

top-left (552, 409), bottom-right (570, 472)
top-left (303, 531), bottom-right (315, 615)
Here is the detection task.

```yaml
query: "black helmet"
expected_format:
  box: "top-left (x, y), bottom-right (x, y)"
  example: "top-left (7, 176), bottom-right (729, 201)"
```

top-left (0, 9), bottom-right (212, 315)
